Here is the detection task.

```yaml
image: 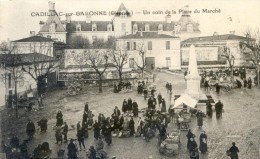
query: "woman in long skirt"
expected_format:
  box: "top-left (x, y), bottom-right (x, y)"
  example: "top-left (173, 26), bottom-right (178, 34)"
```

top-left (199, 131), bottom-right (208, 154)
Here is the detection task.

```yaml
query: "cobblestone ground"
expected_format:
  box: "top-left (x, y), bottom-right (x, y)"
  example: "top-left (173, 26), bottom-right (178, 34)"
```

top-left (1, 71), bottom-right (260, 159)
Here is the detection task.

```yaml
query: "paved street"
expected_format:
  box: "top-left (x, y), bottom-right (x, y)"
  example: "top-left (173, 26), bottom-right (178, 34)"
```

top-left (1, 71), bottom-right (260, 159)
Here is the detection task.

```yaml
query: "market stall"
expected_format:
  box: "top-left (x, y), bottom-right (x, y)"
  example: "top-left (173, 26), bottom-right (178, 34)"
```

top-left (171, 94), bottom-right (198, 131)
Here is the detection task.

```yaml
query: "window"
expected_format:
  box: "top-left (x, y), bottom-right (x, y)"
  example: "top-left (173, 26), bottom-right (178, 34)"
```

top-left (107, 24), bottom-right (112, 31)
top-left (166, 57), bottom-right (171, 67)
top-left (187, 24), bottom-right (193, 32)
top-left (127, 42), bottom-right (130, 50)
top-left (133, 42), bottom-right (136, 50)
top-left (92, 24), bottom-right (97, 31)
top-left (76, 24), bottom-right (81, 31)
top-left (148, 41), bottom-right (152, 50)
top-left (121, 10), bottom-right (126, 18)
top-left (166, 41), bottom-right (170, 50)
top-left (129, 58), bottom-right (135, 68)
top-left (121, 23), bottom-right (126, 32)
top-left (145, 24), bottom-right (150, 31)
top-left (133, 24), bottom-right (138, 34)
top-left (49, 23), bottom-right (56, 32)
top-left (158, 24), bottom-right (163, 31)
top-left (92, 36), bottom-right (97, 43)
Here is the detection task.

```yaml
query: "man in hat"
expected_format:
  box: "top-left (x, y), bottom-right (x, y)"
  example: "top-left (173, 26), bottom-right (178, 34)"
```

top-left (228, 142), bottom-right (239, 159)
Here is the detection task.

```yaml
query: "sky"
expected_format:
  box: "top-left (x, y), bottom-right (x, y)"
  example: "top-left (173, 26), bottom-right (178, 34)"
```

top-left (0, 0), bottom-right (260, 42)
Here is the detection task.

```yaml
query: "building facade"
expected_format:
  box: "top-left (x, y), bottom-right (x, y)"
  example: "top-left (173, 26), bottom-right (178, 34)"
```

top-left (181, 34), bottom-right (254, 68)
top-left (38, 2), bottom-right (201, 44)
top-left (116, 32), bottom-right (181, 70)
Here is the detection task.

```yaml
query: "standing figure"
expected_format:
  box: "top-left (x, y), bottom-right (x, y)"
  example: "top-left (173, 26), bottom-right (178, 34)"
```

top-left (196, 111), bottom-right (204, 129)
top-left (82, 121), bottom-right (89, 138)
top-left (215, 82), bottom-right (220, 94)
top-left (104, 125), bottom-right (112, 146)
top-left (168, 83), bottom-right (172, 93)
top-left (199, 131), bottom-right (208, 154)
top-left (186, 129), bottom-right (195, 150)
top-left (132, 100), bottom-right (139, 117)
top-left (127, 98), bottom-right (133, 113)
top-left (37, 117), bottom-right (48, 132)
top-left (26, 120), bottom-right (36, 139)
top-left (161, 99), bottom-right (166, 113)
top-left (93, 120), bottom-right (101, 140)
top-left (243, 78), bottom-right (247, 88)
top-left (84, 103), bottom-right (89, 112)
top-left (55, 128), bottom-right (63, 144)
top-left (56, 111), bottom-right (63, 126)
top-left (247, 77), bottom-right (252, 89)
top-left (114, 106), bottom-right (121, 117)
top-left (215, 100), bottom-right (224, 119)
top-left (206, 101), bottom-right (213, 118)
top-left (188, 138), bottom-right (198, 153)
top-left (157, 93), bottom-right (162, 107)
top-left (122, 99), bottom-right (128, 114)
top-left (228, 142), bottom-right (239, 159)
top-left (67, 139), bottom-right (78, 159)
top-left (129, 117), bottom-right (135, 136)
top-left (204, 77), bottom-right (210, 92)
top-left (77, 128), bottom-right (86, 150)
top-left (62, 122), bottom-right (68, 143)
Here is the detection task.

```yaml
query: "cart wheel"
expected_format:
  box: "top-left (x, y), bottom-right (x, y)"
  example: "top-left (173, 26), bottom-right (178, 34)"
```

top-left (68, 86), bottom-right (76, 95)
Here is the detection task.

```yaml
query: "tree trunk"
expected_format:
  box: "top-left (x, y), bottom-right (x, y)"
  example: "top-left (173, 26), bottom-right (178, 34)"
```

top-left (141, 69), bottom-right (144, 78)
top-left (230, 66), bottom-right (234, 82)
top-left (257, 68), bottom-right (260, 87)
top-left (14, 80), bottom-right (18, 118)
top-left (119, 70), bottom-right (122, 83)
top-left (98, 76), bottom-right (103, 93)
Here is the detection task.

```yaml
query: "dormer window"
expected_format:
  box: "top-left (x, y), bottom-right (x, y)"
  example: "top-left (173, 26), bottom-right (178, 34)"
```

top-left (121, 10), bottom-right (126, 18)
top-left (158, 24), bottom-right (163, 31)
top-left (76, 24), bottom-right (81, 31)
top-left (145, 24), bottom-right (150, 31)
top-left (107, 24), bottom-right (112, 31)
top-left (92, 23), bottom-right (97, 31)
top-left (133, 24), bottom-right (138, 34)
top-left (49, 22), bottom-right (56, 32)
top-left (187, 24), bottom-right (193, 33)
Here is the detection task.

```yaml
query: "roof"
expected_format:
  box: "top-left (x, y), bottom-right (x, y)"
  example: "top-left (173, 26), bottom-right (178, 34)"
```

top-left (132, 21), bottom-right (176, 31)
top-left (66, 21), bottom-right (113, 32)
top-left (39, 10), bottom-right (66, 32)
top-left (178, 15), bottom-right (200, 32)
top-left (182, 34), bottom-right (255, 43)
top-left (0, 53), bottom-right (57, 66)
top-left (118, 32), bottom-right (179, 39)
top-left (12, 36), bottom-right (54, 42)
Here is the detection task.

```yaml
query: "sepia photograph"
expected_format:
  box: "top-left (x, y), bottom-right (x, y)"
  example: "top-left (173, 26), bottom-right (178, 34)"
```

top-left (0, 0), bottom-right (259, 158)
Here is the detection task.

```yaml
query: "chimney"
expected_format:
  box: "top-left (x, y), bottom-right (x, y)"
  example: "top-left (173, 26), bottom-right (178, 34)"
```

top-left (66, 14), bottom-right (71, 23)
top-left (39, 21), bottom-right (45, 30)
top-left (48, 1), bottom-right (55, 11)
top-left (86, 15), bottom-right (91, 23)
top-left (140, 29), bottom-right (143, 37)
top-left (213, 32), bottom-right (218, 36)
top-left (165, 14), bottom-right (171, 24)
top-left (30, 31), bottom-right (35, 37)
top-left (229, 30), bottom-right (235, 35)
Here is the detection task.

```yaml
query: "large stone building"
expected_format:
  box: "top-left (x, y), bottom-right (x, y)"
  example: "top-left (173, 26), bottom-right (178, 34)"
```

top-left (38, 2), bottom-right (200, 44)
top-left (116, 32), bottom-right (181, 70)
top-left (181, 33), bottom-right (254, 68)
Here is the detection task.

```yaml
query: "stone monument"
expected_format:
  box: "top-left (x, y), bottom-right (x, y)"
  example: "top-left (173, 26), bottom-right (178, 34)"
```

top-left (185, 45), bottom-right (207, 100)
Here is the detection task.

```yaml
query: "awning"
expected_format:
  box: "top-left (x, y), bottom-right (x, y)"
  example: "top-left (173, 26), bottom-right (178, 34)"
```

top-left (172, 94), bottom-right (198, 109)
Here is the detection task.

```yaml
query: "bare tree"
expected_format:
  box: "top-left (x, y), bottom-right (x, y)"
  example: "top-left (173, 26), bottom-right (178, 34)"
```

top-left (134, 42), bottom-right (146, 78)
top-left (240, 28), bottom-right (260, 85)
top-left (220, 46), bottom-right (235, 79)
top-left (21, 42), bottom-right (58, 106)
top-left (0, 43), bottom-right (22, 118)
top-left (86, 50), bottom-right (110, 93)
top-left (111, 41), bottom-right (128, 82)
top-left (0, 40), bottom-right (9, 51)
